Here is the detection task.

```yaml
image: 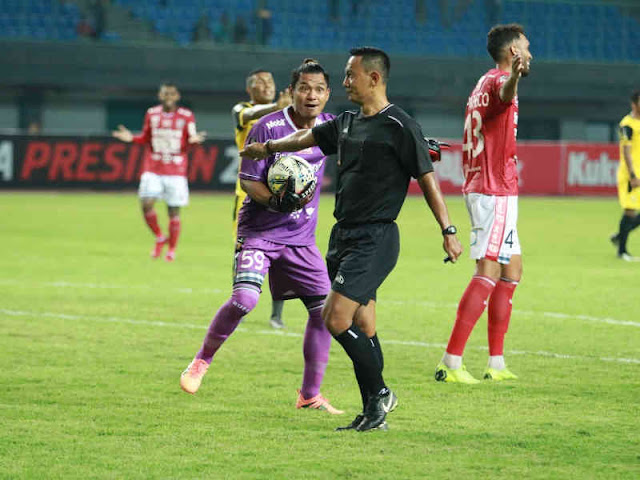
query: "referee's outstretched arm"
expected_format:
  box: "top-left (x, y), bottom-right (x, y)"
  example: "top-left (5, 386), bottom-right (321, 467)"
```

top-left (240, 129), bottom-right (316, 160)
top-left (418, 172), bottom-right (463, 263)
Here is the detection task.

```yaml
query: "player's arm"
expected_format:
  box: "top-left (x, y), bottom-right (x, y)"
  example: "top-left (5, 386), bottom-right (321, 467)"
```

top-left (238, 91), bottom-right (292, 123)
top-left (113, 113), bottom-right (151, 144)
top-left (620, 125), bottom-right (639, 188)
top-left (240, 129), bottom-right (317, 160)
top-left (239, 178), bottom-right (272, 206)
top-left (187, 116), bottom-right (207, 144)
top-left (417, 172), bottom-right (463, 263)
top-left (499, 53), bottom-right (524, 103)
top-left (623, 145), bottom-right (640, 188)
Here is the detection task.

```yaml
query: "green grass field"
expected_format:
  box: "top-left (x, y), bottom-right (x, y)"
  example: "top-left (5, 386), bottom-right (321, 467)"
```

top-left (1, 192), bottom-right (639, 479)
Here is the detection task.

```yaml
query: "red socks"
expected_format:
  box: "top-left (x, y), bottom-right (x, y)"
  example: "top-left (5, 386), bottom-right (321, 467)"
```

top-left (488, 280), bottom-right (518, 356)
top-left (143, 210), bottom-right (163, 238)
top-left (446, 276), bottom-right (496, 356)
top-left (168, 217), bottom-right (181, 250)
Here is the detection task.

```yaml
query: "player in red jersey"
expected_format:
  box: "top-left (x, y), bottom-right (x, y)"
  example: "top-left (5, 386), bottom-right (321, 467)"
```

top-left (112, 82), bottom-right (206, 261)
top-left (435, 24), bottom-right (532, 383)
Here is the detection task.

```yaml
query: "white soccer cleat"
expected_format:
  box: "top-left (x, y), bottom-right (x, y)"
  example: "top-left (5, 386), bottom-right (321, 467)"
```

top-left (618, 252), bottom-right (640, 262)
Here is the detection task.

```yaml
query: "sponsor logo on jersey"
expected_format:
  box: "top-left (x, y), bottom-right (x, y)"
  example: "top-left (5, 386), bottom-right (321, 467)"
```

top-left (176, 118), bottom-right (185, 129)
top-left (151, 116), bottom-right (160, 127)
top-left (266, 119), bottom-right (286, 129)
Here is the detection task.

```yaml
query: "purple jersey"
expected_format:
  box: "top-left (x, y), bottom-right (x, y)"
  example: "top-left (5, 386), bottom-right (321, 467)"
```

top-left (237, 107), bottom-right (334, 246)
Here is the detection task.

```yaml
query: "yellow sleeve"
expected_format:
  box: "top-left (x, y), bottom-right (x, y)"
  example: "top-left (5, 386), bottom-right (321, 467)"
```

top-left (619, 119), bottom-right (633, 147)
top-left (232, 102), bottom-right (251, 131)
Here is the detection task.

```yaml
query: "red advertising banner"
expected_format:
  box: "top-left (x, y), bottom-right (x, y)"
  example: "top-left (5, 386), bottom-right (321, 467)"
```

top-left (409, 141), bottom-right (619, 196)
top-left (0, 135), bottom-right (239, 190)
top-left (562, 142), bottom-right (619, 196)
top-left (0, 135), bottom-right (621, 196)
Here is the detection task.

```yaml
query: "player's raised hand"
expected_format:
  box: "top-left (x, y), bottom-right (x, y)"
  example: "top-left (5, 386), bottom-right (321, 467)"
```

top-left (443, 234), bottom-right (463, 264)
top-left (511, 52), bottom-right (524, 78)
top-left (276, 89), bottom-right (292, 110)
top-left (240, 142), bottom-right (269, 160)
top-left (188, 131), bottom-right (207, 144)
top-left (112, 125), bottom-right (133, 143)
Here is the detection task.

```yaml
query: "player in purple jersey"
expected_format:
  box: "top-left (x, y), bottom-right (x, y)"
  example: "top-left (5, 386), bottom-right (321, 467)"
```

top-left (180, 59), bottom-right (343, 414)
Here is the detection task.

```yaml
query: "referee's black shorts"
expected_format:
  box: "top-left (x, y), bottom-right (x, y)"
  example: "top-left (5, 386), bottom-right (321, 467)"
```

top-left (326, 222), bottom-right (400, 305)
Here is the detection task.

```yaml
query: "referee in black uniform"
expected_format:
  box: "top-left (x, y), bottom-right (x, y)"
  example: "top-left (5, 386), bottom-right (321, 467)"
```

top-left (242, 47), bottom-right (462, 431)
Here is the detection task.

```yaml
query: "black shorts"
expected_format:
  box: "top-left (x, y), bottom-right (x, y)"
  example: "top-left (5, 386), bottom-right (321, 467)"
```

top-left (326, 222), bottom-right (400, 305)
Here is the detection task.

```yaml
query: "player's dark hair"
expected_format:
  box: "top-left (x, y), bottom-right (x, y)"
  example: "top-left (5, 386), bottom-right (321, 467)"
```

top-left (487, 24), bottom-right (526, 62)
top-left (159, 81), bottom-right (178, 91)
top-left (631, 90), bottom-right (640, 105)
top-left (349, 46), bottom-right (390, 83)
top-left (246, 69), bottom-right (270, 88)
top-left (290, 58), bottom-right (330, 89)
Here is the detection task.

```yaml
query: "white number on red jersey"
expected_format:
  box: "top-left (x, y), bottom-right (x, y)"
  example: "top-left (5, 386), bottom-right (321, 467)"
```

top-left (463, 110), bottom-right (484, 158)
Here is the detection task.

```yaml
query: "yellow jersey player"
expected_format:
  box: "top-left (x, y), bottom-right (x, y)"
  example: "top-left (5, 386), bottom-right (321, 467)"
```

top-left (232, 69), bottom-right (292, 326)
top-left (611, 90), bottom-right (640, 261)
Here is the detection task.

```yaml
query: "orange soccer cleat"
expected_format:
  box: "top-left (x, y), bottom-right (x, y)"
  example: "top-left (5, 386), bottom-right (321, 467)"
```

top-left (296, 390), bottom-right (344, 415)
top-left (180, 358), bottom-right (209, 394)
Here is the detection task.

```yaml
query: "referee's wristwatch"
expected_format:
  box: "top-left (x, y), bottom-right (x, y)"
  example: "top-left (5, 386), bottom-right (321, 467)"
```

top-left (442, 225), bottom-right (457, 236)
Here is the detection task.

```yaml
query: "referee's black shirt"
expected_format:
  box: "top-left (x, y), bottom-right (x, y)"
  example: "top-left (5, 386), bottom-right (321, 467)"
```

top-left (312, 104), bottom-right (434, 226)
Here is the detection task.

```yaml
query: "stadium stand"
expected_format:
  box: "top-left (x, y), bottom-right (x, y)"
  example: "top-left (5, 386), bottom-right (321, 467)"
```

top-left (1, 0), bottom-right (639, 61)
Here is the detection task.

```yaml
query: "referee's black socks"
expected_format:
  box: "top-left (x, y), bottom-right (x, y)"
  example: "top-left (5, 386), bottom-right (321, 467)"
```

top-left (371, 333), bottom-right (384, 372)
top-left (333, 324), bottom-right (386, 398)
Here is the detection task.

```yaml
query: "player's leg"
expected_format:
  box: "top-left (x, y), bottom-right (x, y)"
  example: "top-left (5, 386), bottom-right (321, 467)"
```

top-left (484, 254), bottom-right (521, 381)
top-left (164, 176), bottom-right (189, 261)
top-left (166, 206), bottom-right (180, 262)
top-left (180, 244), bottom-right (272, 394)
top-left (269, 299), bottom-right (286, 329)
top-left (139, 173), bottom-right (167, 258)
top-left (270, 244), bottom-right (341, 412)
top-left (484, 195), bottom-right (522, 380)
top-left (437, 194), bottom-right (501, 383)
top-left (617, 209), bottom-right (640, 260)
top-left (234, 190), bottom-right (286, 328)
top-left (295, 295), bottom-right (343, 414)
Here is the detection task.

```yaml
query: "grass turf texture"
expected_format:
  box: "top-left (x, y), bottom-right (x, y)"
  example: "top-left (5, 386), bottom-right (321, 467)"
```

top-left (1, 192), bottom-right (639, 479)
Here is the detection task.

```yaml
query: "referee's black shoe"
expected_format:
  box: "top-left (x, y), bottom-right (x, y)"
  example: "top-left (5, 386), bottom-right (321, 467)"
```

top-left (335, 413), bottom-right (364, 432)
top-left (355, 389), bottom-right (398, 432)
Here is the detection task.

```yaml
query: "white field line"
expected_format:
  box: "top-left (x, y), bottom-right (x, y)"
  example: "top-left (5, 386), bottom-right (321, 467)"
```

top-left (1, 308), bottom-right (639, 365)
top-left (2, 278), bottom-right (639, 328)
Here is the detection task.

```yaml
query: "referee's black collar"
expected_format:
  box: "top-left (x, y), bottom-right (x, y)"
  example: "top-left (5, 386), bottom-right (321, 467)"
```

top-left (356, 103), bottom-right (394, 120)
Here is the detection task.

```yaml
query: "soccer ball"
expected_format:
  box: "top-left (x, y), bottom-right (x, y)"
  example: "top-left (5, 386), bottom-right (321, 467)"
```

top-left (267, 155), bottom-right (317, 199)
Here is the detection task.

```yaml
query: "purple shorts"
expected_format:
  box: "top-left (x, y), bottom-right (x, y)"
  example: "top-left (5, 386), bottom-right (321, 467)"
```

top-left (234, 237), bottom-right (330, 300)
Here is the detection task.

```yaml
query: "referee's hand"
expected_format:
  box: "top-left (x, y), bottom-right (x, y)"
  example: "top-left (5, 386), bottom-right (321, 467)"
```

top-left (443, 234), bottom-right (463, 264)
top-left (240, 142), bottom-right (269, 160)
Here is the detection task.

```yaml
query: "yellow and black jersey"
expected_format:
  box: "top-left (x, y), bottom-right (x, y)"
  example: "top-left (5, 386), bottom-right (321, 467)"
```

top-left (618, 114), bottom-right (640, 182)
top-left (232, 101), bottom-right (261, 198)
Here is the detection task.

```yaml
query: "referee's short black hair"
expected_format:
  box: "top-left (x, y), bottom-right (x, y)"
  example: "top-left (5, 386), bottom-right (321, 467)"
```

top-left (631, 90), bottom-right (640, 105)
top-left (350, 46), bottom-right (390, 83)
top-left (487, 23), bottom-right (526, 62)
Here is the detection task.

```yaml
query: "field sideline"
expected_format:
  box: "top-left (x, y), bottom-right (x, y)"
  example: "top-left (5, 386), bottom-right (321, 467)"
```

top-left (1, 192), bottom-right (639, 479)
